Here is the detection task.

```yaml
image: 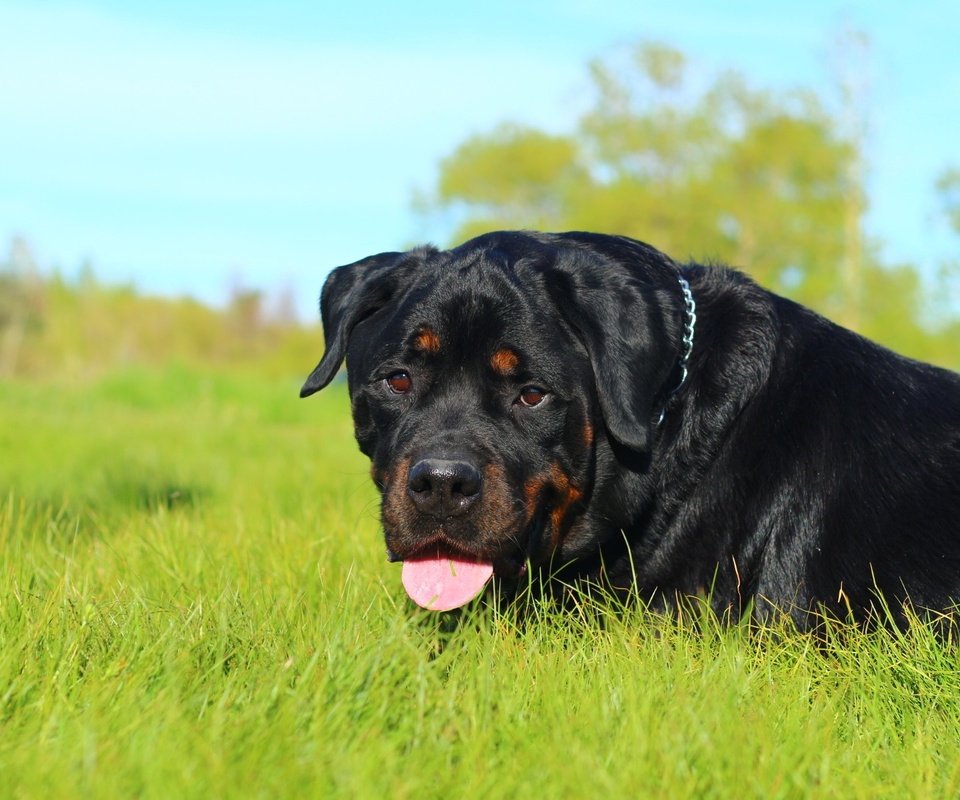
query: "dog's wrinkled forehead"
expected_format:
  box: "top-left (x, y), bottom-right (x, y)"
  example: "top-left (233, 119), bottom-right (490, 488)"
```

top-left (366, 245), bottom-right (553, 367)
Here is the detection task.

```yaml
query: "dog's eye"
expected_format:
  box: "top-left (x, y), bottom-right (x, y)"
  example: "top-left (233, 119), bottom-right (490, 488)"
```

top-left (385, 371), bottom-right (412, 394)
top-left (517, 386), bottom-right (547, 408)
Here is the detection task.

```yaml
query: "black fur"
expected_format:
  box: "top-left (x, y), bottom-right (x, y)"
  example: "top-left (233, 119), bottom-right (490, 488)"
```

top-left (302, 231), bottom-right (960, 627)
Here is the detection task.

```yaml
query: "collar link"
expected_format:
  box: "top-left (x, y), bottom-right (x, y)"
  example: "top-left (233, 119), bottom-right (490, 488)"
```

top-left (656, 274), bottom-right (697, 427)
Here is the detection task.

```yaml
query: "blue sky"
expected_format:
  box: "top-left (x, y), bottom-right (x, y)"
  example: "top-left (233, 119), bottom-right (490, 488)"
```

top-left (1, 0), bottom-right (958, 318)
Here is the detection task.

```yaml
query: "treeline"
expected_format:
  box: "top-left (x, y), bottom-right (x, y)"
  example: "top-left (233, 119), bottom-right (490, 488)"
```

top-left (417, 41), bottom-right (960, 370)
top-left (0, 238), bottom-right (320, 379)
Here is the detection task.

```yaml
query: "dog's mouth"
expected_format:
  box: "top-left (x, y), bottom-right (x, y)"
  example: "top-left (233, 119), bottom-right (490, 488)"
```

top-left (388, 509), bottom-right (545, 611)
top-left (400, 554), bottom-right (494, 611)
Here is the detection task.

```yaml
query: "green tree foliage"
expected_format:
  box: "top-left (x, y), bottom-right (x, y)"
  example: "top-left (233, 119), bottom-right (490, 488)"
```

top-left (933, 168), bottom-right (960, 360)
top-left (420, 42), bottom-right (958, 367)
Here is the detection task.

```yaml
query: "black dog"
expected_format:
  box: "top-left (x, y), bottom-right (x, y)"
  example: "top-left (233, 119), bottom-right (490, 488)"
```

top-left (301, 230), bottom-right (960, 626)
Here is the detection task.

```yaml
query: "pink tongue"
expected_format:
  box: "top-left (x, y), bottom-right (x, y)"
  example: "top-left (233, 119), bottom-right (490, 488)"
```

top-left (401, 556), bottom-right (494, 611)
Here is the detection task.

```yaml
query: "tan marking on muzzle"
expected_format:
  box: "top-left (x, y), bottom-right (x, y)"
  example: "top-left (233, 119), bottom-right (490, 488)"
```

top-left (522, 475), bottom-right (545, 526)
top-left (548, 464), bottom-right (583, 544)
top-left (480, 462), bottom-right (515, 525)
top-left (582, 421), bottom-right (594, 448)
top-left (522, 465), bottom-right (583, 549)
top-left (381, 456), bottom-right (412, 530)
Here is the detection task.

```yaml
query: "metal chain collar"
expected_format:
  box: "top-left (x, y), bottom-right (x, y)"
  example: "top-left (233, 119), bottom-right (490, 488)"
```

top-left (674, 276), bottom-right (697, 393)
top-left (656, 275), bottom-right (697, 426)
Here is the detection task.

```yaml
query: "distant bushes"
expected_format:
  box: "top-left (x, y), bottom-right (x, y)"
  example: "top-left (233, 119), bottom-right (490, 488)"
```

top-left (1, 232), bottom-right (956, 379)
top-left (0, 239), bottom-right (321, 379)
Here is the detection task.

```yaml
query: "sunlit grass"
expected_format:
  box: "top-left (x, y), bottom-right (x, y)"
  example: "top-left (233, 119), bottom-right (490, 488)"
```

top-left (2, 367), bottom-right (960, 798)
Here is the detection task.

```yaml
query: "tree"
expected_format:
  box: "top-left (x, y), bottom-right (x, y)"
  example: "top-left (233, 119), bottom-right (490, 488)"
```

top-left (418, 41), bottom-right (947, 354)
top-left (829, 26), bottom-right (873, 332)
top-left (938, 168), bottom-right (960, 233)
top-left (935, 167), bottom-right (960, 334)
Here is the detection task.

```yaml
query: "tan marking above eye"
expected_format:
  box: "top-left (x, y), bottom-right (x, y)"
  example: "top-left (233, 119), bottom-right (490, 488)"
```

top-left (490, 348), bottom-right (520, 375)
top-left (413, 328), bottom-right (441, 353)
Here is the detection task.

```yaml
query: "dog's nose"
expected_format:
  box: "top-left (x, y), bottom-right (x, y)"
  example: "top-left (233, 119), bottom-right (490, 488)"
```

top-left (407, 458), bottom-right (482, 518)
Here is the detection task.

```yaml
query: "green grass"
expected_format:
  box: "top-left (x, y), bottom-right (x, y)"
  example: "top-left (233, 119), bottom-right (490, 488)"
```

top-left (3, 365), bottom-right (960, 798)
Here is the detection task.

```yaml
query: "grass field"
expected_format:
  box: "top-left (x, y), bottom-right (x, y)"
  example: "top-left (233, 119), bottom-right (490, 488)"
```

top-left (3, 365), bottom-right (960, 798)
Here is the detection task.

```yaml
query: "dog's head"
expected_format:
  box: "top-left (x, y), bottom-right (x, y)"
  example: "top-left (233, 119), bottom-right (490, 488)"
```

top-left (301, 231), bottom-right (686, 608)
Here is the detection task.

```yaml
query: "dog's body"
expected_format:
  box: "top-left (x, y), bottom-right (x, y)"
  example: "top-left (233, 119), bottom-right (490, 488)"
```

top-left (302, 231), bottom-right (960, 626)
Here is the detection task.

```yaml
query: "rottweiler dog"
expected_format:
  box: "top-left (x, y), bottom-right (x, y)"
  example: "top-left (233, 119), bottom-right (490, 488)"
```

top-left (301, 230), bottom-right (960, 626)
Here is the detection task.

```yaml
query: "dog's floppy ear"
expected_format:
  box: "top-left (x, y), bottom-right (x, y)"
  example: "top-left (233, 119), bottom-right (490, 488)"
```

top-left (300, 251), bottom-right (406, 397)
top-left (544, 232), bottom-right (684, 454)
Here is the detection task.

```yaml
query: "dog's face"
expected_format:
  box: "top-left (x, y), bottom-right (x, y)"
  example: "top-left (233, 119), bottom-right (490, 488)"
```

top-left (344, 255), bottom-right (598, 578)
top-left (301, 231), bottom-right (685, 607)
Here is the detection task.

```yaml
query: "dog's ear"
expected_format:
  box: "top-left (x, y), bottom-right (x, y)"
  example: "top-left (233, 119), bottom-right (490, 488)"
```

top-left (544, 232), bottom-right (684, 454)
top-left (300, 251), bottom-right (407, 397)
